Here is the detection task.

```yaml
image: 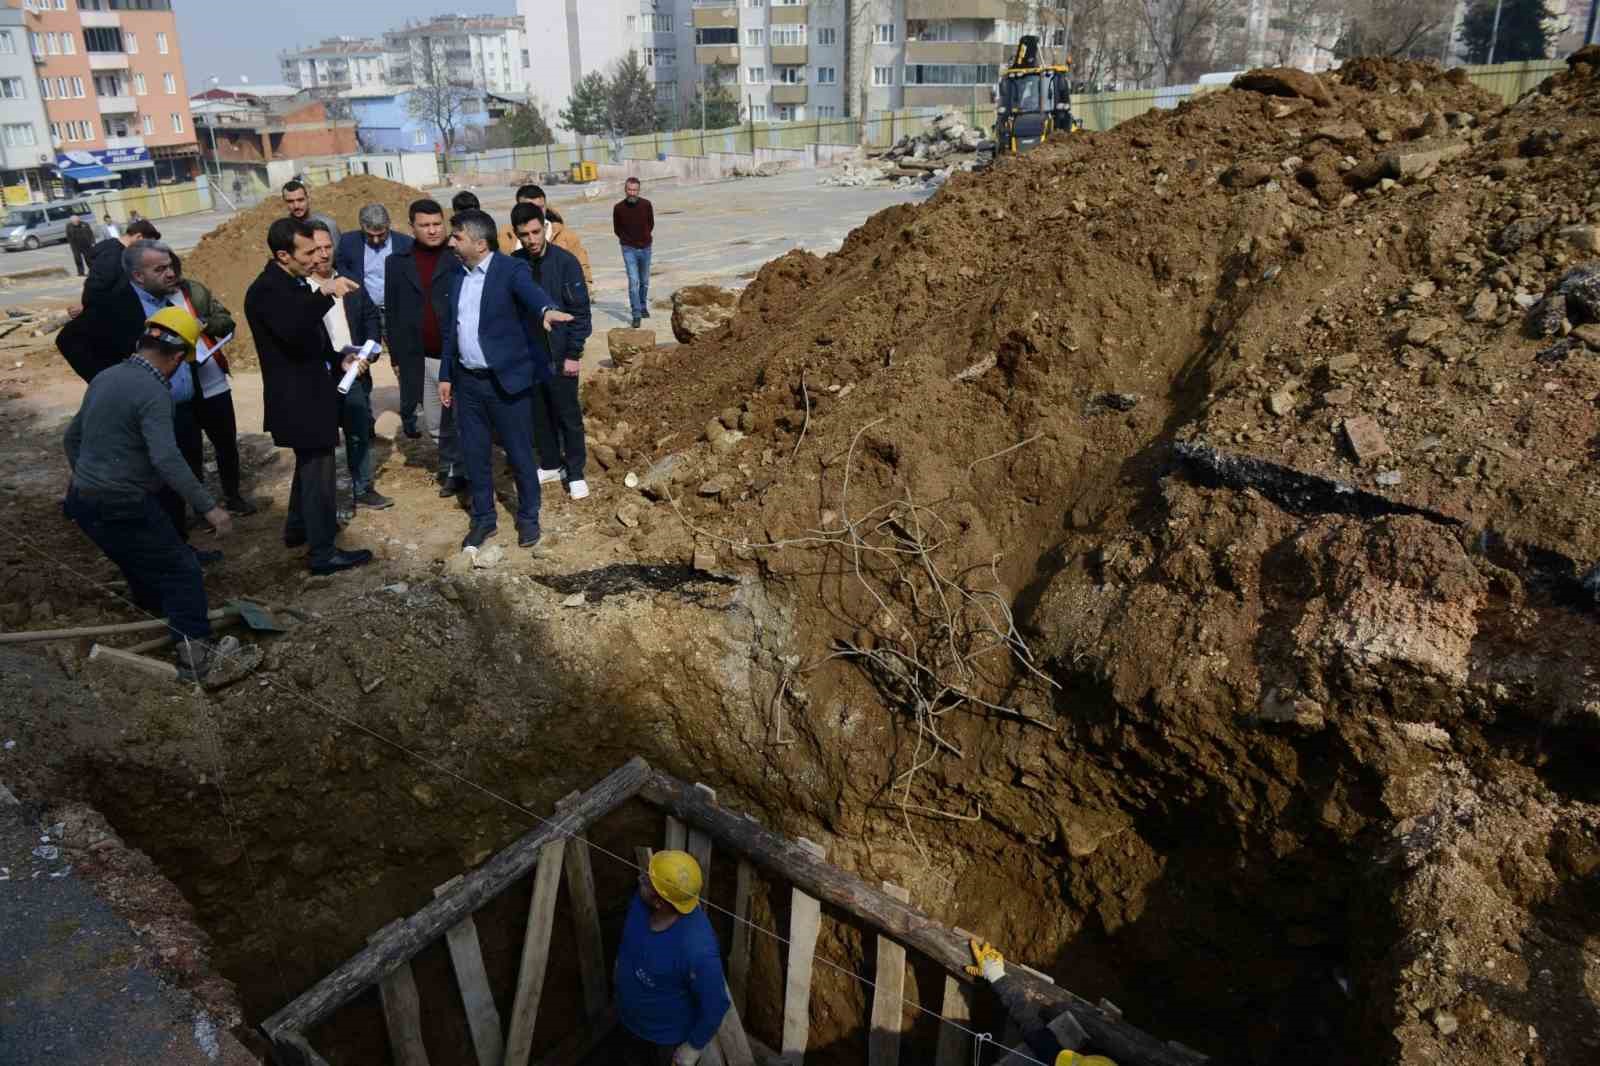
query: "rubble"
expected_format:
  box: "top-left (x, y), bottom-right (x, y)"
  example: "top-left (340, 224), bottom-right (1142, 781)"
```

top-left (670, 285), bottom-right (740, 344)
top-left (818, 107), bottom-right (987, 189)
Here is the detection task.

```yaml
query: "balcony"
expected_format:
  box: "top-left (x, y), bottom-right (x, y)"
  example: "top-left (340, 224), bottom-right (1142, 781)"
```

top-left (97, 95), bottom-right (137, 115)
top-left (904, 0), bottom-right (1009, 16)
top-left (695, 44), bottom-right (739, 66)
top-left (906, 85), bottom-right (989, 107)
top-left (770, 3), bottom-right (807, 25)
top-left (691, 5), bottom-right (738, 29)
top-left (770, 44), bottom-right (807, 65)
top-left (88, 52), bottom-right (131, 71)
top-left (905, 41), bottom-right (1011, 65)
top-left (104, 134), bottom-right (145, 151)
top-left (771, 84), bottom-right (807, 105)
top-left (79, 11), bottom-right (121, 28)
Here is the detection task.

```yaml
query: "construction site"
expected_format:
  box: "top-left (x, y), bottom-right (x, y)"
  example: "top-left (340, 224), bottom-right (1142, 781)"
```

top-left (3, 50), bottom-right (1600, 1066)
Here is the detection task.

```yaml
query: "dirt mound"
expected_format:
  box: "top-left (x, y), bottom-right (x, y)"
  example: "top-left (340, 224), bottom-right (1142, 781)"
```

top-left (181, 175), bottom-right (426, 369)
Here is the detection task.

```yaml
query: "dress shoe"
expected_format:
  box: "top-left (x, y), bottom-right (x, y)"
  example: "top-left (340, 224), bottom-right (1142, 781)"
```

top-left (284, 532), bottom-right (306, 549)
top-left (224, 495), bottom-right (258, 516)
top-left (402, 420), bottom-right (422, 439)
top-left (309, 549), bottom-right (374, 575)
top-left (537, 467), bottom-right (563, 485)
top-left (356, 489), bottom-right (395, 510)
top-left (462, 523), bottom-right (497, 550)
top-left (567, 479), bottom-right (590, 500)
top-left (640, 309), bottom-right (651, 320)
top-left (192, 547), bottom-right (224, 566)
top-left (438, 475), bottom-right (468, 498)
top-left (630, 315), bottom-right (640, 328)
top-left (517, 524), bottom-right (542, 548)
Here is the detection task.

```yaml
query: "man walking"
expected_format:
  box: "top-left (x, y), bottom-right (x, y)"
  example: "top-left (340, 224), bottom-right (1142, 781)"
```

top-left (613, 177), bottom-right (654, 328)
top-left (63, 307), bottom-right (232, 679)
top-left (281, 180), bottom-right (339, 245)
top-left (386, 199), bottom-right (461, 476)
top-left (244, 217), bottom-right (372, 575)
top-left (334, 203), bottom-right (412, 343)
top-left (310, 220), bottom-right (393, 512)
top-left (437, 209), bottom-right (570, 549)
top-left (66, 214), bottom-right (96, 277)
top-left (510, 202), bottom-right (592, 500)
top-left (499, 184), bottom-right (594, 285)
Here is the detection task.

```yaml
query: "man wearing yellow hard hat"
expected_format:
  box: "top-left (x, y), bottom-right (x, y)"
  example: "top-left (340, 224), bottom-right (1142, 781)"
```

top-left (615, 850), bottom-right (730, 1066)
top-left (63, 307), bottom-right (234, 680)
top-left (968, 940), bottom-right (1118, 1066)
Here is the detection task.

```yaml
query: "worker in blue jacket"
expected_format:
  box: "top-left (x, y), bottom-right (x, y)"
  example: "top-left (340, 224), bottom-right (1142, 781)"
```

top-left (615, 851), bottom-right (730, 1066)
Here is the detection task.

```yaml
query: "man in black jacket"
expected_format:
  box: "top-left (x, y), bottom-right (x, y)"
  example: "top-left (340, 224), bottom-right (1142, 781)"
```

top-left (81, 218), bottom-right (161, 305)
top-left (244, 217), bottom-right (372, 575)
top-left (66, 215), bottom-right (96, 276)
top-left (385, 199), bottom-right (464, 490)
top-left (509, 202), bottom-right (593, 500)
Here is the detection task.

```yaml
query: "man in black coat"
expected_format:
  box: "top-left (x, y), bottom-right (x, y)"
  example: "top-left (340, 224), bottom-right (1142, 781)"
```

top-left (66, 215), bottom-right (96, 277)
top-left (81, 218), bottom-right (161, 305)
top-left (243, 217), bottom-right (373, 575)
top-left (384, 199), bottom-right (462, 486)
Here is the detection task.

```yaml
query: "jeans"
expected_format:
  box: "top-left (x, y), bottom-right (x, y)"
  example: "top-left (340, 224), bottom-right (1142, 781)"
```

top-left (340, 374), bottom-right (375, 496)
top-left (531, 373), bottom-right (586, 481)
top-left (187, 389), bottom-right (242, 503)
top-left (621, 245), bottom-right (652, 318)
top-left (452, 367), bottom-right (541, 529)
top-left (423, 356), bottom-right (462, 478)
top-left (286, 448), bottom-right (339, 564)
top-left (65, 488), bottom-right (211, 641)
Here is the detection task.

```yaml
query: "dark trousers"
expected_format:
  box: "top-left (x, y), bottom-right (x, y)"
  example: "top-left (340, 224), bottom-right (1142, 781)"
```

top-left (159, 400), bottom-right (202, 541)
top-left (181, 389), bottom-right (242, 503)
top-left (531, 374), bottom-right (586, 481)
top-left (619, 1031), bottom-right (675, 1066)
top-left (71, 244), bottom-right (90, 276)
top-left (285, 448), bottom-right (338, 564)
top-left (395, 350), bottom-right (424, 428)
top-left (65, 488), bottom-right (211, 641)
top-left (340, 375), bottom-right (375, 496)
top-left (453, 367), bottom-right (540, 528)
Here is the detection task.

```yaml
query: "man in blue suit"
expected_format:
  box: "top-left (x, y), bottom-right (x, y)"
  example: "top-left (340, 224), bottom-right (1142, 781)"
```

top-left (438, 210), bottom-right (572, 550)
top-left (333, 203), bottom-right (413, 343)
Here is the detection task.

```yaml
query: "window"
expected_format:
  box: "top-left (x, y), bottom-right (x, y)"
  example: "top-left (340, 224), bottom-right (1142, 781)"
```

top-left (3, 123), bottom-right (37, 148)
top-left (904, 63), bottom-right (999, 85)
top-left (872, 65), bottom-right (894, 86)
top-left (876, 24), bottom-right (895, 44)
top-left (0, 32), bottom-right (15, 56)
top-left (72, 76), bottom-right (84, 97)
top-left (53, 0), bottom-right (66, 9)
top-left (776, 105), bottom-right (795, 121)
top-left (816, 105), bottom-right (837, 118)
top-left (156, 31), bottom-right (168, 54)
top-left (170, 111), bottom-right (182, 132)
top-left (412, 127), bottom-right (428, 146)
top-left (746, 0), bottom-right (763, 6)
top-left (750, 103), bottom-right (766, 120)
top-left (656, 81), bottom-right (677, 105)
top-left (817, 28), bottom-right (837, 46)
top-left (0, 78), bottom-right (23, 99)
top-left (816, 66), bottom-right (836, 84)
top-left (775, 65), bottom-right (804, 84)
top-left (695, 27), bottom-right (737, 45)
top-left (83, 27), bottom-right (124, 52)
top-left (907, 20), bottom-right (954, 42)
top-left (142, 113), bottom-right (153, 134)
top-left (163, 72), bottom-right (175, 94)
top-left (126, 31), bottom-right (137, 53)
top-left (55, 77), bottom-right (67, 97)
top-left (39, 78), bottom-right (52, 99)
top-left (93, 74), bottom-right (122, 95)
top-left (30, 33), bottom-right (43, 57)
top-left (48, 122), bottom-right (60, 144)
top-left (625, 14), bottom-right (636, 32)
top-left (771, 25), bottom-right (806, 46)
top-left (747, 66), bottom-right (764, 83)
top-left (46, 33), bottom-right (60, 55)
top-left (133, 72), bottom-right (146, 94)
top-left (62, 33), bottom-right (74, 54)
top-left (649, 13), bottom-right (672, 31)
top-left (744, 28), bottom-right (764, 47)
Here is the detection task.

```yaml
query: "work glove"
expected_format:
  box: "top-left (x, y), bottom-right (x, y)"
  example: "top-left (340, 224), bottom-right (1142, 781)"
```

top-left (671, 1043), bottom-right (702, 1066)
top-left (965, 938), bottom-right (1005, 982)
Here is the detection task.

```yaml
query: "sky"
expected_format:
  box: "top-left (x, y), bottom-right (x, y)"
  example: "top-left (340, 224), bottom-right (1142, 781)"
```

top-left (176, 0), bottom-right (517, 89)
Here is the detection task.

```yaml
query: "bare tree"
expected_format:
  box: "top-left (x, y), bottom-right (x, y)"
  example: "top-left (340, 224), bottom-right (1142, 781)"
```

top-left (1335, 0), bottom-right (1456, 58)
top-left (405, 35), bottom-right (475, 168)
top-left (1138, 0), bottom-right (1248, 84)
top-left (1261, 0), bottom-right (1343, 66)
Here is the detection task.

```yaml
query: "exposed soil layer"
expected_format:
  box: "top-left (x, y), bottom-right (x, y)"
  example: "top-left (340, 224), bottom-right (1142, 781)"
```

top-left (2, 58), bottom-right (1599, 1066)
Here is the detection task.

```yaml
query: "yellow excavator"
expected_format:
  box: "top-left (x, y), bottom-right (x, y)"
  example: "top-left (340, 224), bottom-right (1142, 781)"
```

top-left (991, 35), bottom-right (1078, 155)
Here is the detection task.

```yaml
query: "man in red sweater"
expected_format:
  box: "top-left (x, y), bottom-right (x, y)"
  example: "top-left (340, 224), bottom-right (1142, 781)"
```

top-left (613, 177), bottom-right (655, 328)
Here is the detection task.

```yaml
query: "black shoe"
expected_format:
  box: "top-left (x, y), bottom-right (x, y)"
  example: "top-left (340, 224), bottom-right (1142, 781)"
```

top-left (438, 475), bottom-right (467, 498)
top-left (403, 421), bottom-right (422, 439)
top-left (630, 316), bottom-right (640, 329)
top-left (309, 549), bottom-right (373, 575)
top-left (517, 524), bottom-right (541, 548)
top-left (462, 523), bottom-right (497, 550)
top-left (356, 489), bottom-right (395, 510)
top-left (224, 495), bottom-right (258, 516)
top-left (284, 532), bottom-right (306, 549)
top-left (192, 546), bottom-right (224, 566)
top-left (640, 309), bottom-right (651, 320)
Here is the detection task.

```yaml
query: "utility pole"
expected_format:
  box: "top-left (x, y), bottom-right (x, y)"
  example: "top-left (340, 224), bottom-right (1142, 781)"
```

top-left (1487, 0), bottom-right (1505, 64)
top-left (1587, 0), bottom-right (1599, 45)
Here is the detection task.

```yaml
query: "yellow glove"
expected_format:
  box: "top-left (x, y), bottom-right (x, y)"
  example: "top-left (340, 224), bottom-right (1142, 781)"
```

top-left (965, 938), bottom-right (1006, 981)
top-left (1056, 1054), bottom-right (1117, 1066)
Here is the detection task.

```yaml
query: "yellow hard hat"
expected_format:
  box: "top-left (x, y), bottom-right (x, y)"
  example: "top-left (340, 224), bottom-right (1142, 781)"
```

top-left (1056, 1053), bottom-right (1117, 1066)
top-left (145, 306), bottom-right (202, 359)
top-left (648, 850), bottom-right (703, 914)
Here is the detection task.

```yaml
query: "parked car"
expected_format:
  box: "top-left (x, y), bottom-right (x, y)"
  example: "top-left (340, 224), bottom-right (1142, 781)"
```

top-left (2, 199), bottom-right (101, 252)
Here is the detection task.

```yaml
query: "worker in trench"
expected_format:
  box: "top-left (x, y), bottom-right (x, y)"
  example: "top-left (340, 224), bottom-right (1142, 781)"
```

top-left (615, 850), bottom-right (730, 1065)
top-left (968, 940), bottom-right (1118, 1066)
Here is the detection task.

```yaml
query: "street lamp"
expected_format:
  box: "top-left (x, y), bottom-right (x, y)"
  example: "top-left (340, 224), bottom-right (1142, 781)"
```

top-left (204, 74), bottom-right (225, 192)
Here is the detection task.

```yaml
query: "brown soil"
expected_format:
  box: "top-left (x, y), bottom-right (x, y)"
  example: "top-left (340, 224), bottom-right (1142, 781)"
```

top-left (182, 175), bottom-right (427, 370)
top-left (3, 58), bottom-right (1600, 1066)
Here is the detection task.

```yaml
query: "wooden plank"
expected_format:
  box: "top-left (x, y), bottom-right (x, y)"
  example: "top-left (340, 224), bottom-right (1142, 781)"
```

top-left (263, 758), bottom-right (651, 1042)
top-left (665, 813), bottom-right (688, 852)
top-left (86, 643), bottom-right (180, 681)
top-left (432, 877), bottom-right (504, 1066)
top-left (932, 970), bottom-right (975, 1066)
top-left (686, 782), bottom-right (717, 882)
top-left (502, 836), bottom-right (568, 1066)
top-left (714, 994), bottom-right (756, 1066)
top-left (561, 826), bottom-right (608, 1022)
top-left (780, 836), bottom-right (826, 1066)
top-left (368, 923), bottom-right (430, 1066)
top-left (637, 770), bottom-right (1212, 1066)
top-left (868, 882), bottom-right (911, 1066)
top-left (267, 1031), bottom-right (336, 1066)
top-left (727, 856), bottom-right (756, 1017)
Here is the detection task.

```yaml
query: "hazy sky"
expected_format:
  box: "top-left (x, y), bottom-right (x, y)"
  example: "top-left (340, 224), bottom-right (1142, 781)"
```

top-left (176, 0), bottom-right (518, 88)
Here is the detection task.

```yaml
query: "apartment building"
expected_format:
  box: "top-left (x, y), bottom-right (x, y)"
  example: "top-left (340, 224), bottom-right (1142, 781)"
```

top-left (0, 7), bottom-right (51, 200)
top-left (384, 15), bottom-right (529, 98)
top-left (9, 0), bottom-right (199, 194)
top-left (279, 37), bottom-right (391, 93)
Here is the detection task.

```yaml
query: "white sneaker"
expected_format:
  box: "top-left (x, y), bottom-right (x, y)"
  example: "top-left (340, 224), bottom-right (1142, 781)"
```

top-left (568, 479), bottom-right (590, 500)
top-left (537, 468), bottom-right (562, 485)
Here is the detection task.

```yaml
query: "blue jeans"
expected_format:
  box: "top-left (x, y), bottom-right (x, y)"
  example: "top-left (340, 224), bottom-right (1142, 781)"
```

top-left (621, 245), bottom-right (652, 318)
top-left (340, 374), bottom-right (374, 496)
top-left (65, 487), bottom-right (211, 641)
top-left (452, 367), bottom-right (542, 529)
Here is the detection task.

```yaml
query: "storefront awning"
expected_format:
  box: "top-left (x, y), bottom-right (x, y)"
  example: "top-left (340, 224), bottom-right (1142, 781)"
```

top-left (59, 163), bottom-right (115, 182)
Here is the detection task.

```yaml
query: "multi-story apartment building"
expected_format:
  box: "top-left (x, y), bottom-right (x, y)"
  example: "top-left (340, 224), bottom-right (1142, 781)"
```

top-left (8, 0), bottom-right (199, 194)
top-left (0, 7), bottom-right (52, 201)
top-left (384, 15), bottom-right (529, 98)
top-left (278, 37), bottom-right (391, 94)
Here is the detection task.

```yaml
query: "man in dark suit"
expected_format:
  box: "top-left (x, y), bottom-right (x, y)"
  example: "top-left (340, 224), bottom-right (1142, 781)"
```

top-left (333, 203), bottom-right (412, 344)
top-left (310, 220), bottom-right (392, 512)
top-left (438, 209), bottom-right (571, 550)
top-left (81, 218), bottom-right (162, 305)
top-left (244, 217), bottom-right (373, 575)
top-left (384, 199), bottom-right (454, 457)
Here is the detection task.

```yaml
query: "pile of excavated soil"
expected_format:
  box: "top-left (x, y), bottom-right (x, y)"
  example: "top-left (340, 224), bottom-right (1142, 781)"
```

top-left (181, 175), bottom-right (426, 370)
